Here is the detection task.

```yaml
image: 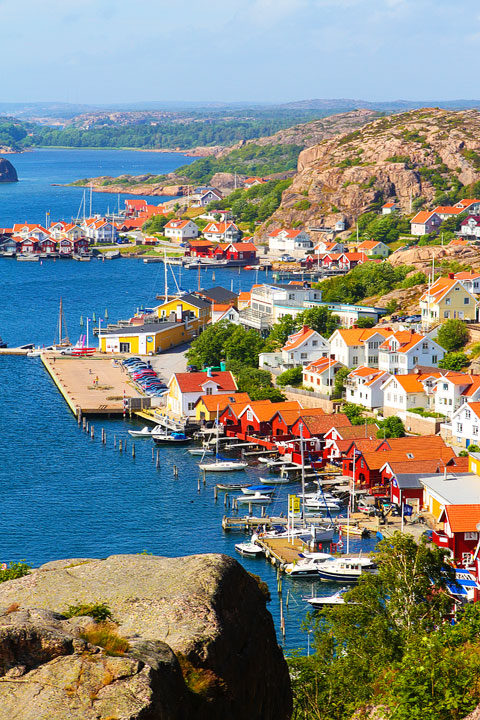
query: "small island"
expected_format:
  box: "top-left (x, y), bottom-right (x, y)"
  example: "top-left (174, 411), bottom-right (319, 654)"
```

top-left (0, 157), bottom-right (18, 182)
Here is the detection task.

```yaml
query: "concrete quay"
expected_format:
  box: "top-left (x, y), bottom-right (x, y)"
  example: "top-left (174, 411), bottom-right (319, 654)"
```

top-left (41, 354), bottom-right (143, 416)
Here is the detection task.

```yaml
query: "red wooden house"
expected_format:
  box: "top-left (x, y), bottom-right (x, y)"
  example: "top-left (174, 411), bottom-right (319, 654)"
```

top-left (212, 242), bottom-right (257, 263)
top-left (434, 505), bottom-right (480, 569)
top-left (219, 400), bottom-right (271, 433)
top-left (38, 237), bottom-right (57, 254)
top-left (238, 401), bottom-right (301, 437)
top-left (185, 240), bottom-right (214, 258)
top-left (59, 238), bottom-right (74, 256)
top-left (74, 238), bottom-right (89, 254)
top-left (324, 424), bottom-right (380, 461)
top-left (19, 238), bottom-right (38, 254)
top-left (270, 407), bottom-right (325, 440)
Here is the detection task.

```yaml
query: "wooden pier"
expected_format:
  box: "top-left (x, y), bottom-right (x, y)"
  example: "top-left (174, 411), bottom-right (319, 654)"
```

top-left (41, 354), bottom-right (143, 416)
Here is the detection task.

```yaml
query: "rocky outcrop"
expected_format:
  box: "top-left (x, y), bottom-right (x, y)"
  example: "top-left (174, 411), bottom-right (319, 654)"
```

top-left (258, 108), bottom-right (480, 235)
top-left (388, 243), bottom-right (480, 273)
top-left (0, 554), bottom-right (292, 720)
top-left (0, 157), bottom-right (17, 182)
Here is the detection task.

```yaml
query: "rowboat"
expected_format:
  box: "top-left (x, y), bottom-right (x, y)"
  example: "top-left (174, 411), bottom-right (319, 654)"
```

top-left (259, 476), bottom-right (289, 485)
top-left (199, 459), bottom-right (248, 471)
top-left (216, 482), bottom-right (250, 491)
top-left (188, 447), bottom-right (214, 456)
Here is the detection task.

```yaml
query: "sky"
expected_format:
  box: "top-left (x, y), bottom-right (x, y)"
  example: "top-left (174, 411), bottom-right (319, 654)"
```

top-left (1, 0), bottom-right (479, 104)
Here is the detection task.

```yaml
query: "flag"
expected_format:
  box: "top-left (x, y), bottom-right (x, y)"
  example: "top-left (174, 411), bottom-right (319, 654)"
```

top-left (403, 504), bottom-right (413, 517)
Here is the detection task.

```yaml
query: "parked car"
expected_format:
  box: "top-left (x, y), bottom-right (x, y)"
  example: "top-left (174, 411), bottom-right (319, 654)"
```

top-left (280, 254), bottom-right (295, 262)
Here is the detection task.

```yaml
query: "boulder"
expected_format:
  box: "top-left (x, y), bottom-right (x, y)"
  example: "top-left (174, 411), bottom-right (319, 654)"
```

top-left (0, 158), bottom-right (17, 182)
top-left (0, 553), bottom-right (292, 720)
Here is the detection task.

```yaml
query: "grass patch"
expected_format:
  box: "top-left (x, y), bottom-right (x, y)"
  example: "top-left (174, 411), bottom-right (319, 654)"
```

top-left (408, 408), bottom-right (445, 419)
top-left (64, 602), bottom-right (114, 623)
top-left (0, 562), bottom-right (31, 583)
top-left (79, 622), bottom-right (129, 656)
top-left (176, 653), bottom-right (226, 697)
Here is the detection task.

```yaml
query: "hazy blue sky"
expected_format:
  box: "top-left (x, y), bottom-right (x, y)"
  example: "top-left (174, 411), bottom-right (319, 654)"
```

top-left (2, 0), bottom-right (478, 104)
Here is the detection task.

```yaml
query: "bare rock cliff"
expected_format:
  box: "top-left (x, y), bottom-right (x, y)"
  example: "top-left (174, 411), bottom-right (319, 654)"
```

top-left (258, 108), bottom-right (480, 235)
top-left (0, 554), bottom-right (292, 720)
top-left (0, 157), bottom-right (18, 182)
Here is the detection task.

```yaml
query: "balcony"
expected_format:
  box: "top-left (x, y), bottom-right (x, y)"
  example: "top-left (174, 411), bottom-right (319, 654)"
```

top-left (432, 530), bottom-right (453, 551)
top-left (239, 308), bottom-right (271, 331)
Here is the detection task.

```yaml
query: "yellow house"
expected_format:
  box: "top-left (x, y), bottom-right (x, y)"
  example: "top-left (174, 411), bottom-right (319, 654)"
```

top-left (154, 293), bottom-right (211, 335)
top-left (194, 392), bottom-right (251, 422)
top-left (469, 453), bottom-right (480, 475)
top-left (420, 276), bottom-right (477, 324)
top-left (100, 321), bottom-right (195, 354)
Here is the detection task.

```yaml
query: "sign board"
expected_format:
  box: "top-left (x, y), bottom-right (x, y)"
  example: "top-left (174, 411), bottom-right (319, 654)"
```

top-left (289, 495), bottom-right (300, 513)
top-left (147, 336), bottom-right (153, 342)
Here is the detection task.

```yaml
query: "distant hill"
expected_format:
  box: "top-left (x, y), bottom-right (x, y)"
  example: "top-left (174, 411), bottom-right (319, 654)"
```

top-left (258, 107), bottom-right (480, 234)
top-left (279, 98), bottom-right (480, 112)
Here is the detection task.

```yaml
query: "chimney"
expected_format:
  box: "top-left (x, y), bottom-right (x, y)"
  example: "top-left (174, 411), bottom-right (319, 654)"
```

top-left (207, 367), bottom-right (213, 378)
top-left (176, 303), bottom-right (183, 322)
top-left (448, 273), bottom-right (455, 279)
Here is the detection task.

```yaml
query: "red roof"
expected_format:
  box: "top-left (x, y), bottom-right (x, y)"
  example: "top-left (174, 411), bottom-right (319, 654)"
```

top-left (172, 371), bottom-right (237, 393)
top-left (443, 505), bottom-right (480, 533)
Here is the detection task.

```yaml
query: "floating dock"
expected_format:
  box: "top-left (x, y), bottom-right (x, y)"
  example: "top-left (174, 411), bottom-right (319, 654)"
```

top-left (41, 354), bottom-right (143, 416)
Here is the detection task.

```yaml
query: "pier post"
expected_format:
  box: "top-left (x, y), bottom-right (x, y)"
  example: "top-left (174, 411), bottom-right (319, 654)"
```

top-left (202, 470), bottom-right (206, 486)
top-left (151, 447), bottom-right (154, 461)
top-left (114, 435), bottom-right (117, 448)
top-left (224, 493), bottom-right (228, 508)
top-left (124, 439), bottom-right (127, 453)
top-left (173, 464), bottom-right (178, 477)
top-left (261, 505), bottom-right (266, 518)
top-left (156, 450), bottom-right (160, 468)
top-left (77, 408), bottom-right (82, 426)
top-left (119, 439), bottom-right (123, 453)
top-left (82, 417), bottom-right (86, 431)
top-left (85, 421), bottom-right (89, 434)
top-left (214, 486), bottom-right (218, 502)
top-left (90, 425), bottom-right (94, 440)
top-left (132, 443), bottom-right (135, 459)
top-left (248, 502), bottom-right (252, 516)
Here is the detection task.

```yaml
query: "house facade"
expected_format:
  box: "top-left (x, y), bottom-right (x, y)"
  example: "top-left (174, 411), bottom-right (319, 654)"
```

top-left (410, 211), bottom-right (442, 236)
top-left (281, 325), bottom-right (330, 368)
top-left (420, 275), bottom-right (477, 324)
top-left (329, 328), bottom-right (392, 368)
top-left (377, 331), bottom-right (444, 375)
top-left (303, 357), bottom-right (344, 395)
top-left (345, 366), bottom-right (390, 408)
top-left (164, 219), bottom-right (199, 241)
top-left (166, 370), bottom-right (237, 418)
top-left (203, 222), bottom-right (241, 242)
top-left (267, 229), bottom-right (312, 255)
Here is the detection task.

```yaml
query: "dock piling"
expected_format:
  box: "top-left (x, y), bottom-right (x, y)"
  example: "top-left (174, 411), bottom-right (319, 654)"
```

top-left (151, 447), bottom-right (154, 461)
top-left (119, 439), bottom-right (123, 453)
top-left (132, 443), bottom-right (135, 459)
top-left (77, 408), bottom-right (82, 426)
top-left (224, 493), bottom-right (228, 508)
top-left (173, 464), bottom-right (178, 478)
top-left (82, 417), bottom-right (86, 431)
top-left (114, 434), bottom-right (116, 448)
top-left (124, 439), bottom-right (127, 453)
top-left (156, 450), bottom-right (160, 469)
top-left (214, 486), bottom-right (218, 502)
top-left (90, 425), bottom-right (94, 440)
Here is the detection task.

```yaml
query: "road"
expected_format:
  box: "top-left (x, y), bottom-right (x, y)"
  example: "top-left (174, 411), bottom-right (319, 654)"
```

top-left (144, 342), bottom-right (189, 381)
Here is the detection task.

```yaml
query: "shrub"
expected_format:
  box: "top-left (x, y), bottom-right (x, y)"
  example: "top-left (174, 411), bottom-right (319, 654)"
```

top-left (437, 319), bottom-right (469, 352)
top-left (277, 366), bottom-right (303, 387)
top-left (79, 622), bottom-right (129, 656)
top-left (0, 562), bottom-right (31, 583)
top-left (438, 351), bottom-right (470, 372)
top-left (65, 603), bottom-right (114, 623)
top-left (467, 444), bottom-right (480, 453)
top-left (176, 653), bottom-right (226, 697)
top-left (293, 199), bottom-right (311, 211)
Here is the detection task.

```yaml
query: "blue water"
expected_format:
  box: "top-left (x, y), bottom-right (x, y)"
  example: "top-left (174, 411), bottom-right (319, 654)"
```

top-left (0, 148), bottom-right (196, 226)
top-left (0, 149), bottom-right (378, 651)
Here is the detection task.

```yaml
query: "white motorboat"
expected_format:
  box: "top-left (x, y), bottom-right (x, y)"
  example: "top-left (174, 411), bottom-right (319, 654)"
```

top-left (199, 459), bottom-right (248, 472)
top-left (128, 426), bottom-right (153, 438)
top-left (234, 542), bottom-right (264, 558)
top-left (237, 492), bottom-right (272, 505)
top-left (285, 553), bottom-right (334, 578)
top-left (316, 556), bottom-right (376, 583)
top-left (188, 447), bottom-right (214, 456)
top-left (307, 588), bottom-right (354, 607)
top-left (259, 475), bottom-right (289, 485)
top-left (304, 497), bottom-right (341, 511)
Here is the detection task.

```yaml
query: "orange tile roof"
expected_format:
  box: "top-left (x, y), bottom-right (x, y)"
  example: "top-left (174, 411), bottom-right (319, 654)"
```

top-left (434, 206), bottom-right (466, 215)
top-left (283, 325), bottom-right (317, 351)
top-left (384, 459), bottom-right (454, 474)
top-left (333, 328), bottom-right (391, 347)
top-left (357, 240), bottom-right (384, 250)
top-left (349, 366), bottom-right (388, 386)
top-left (449, 239), bottom-right (468, 246)
top-left (222, 399), bottom-right (272, 420)
top-left (165, 219), bottom-right (192, 230)
top-left (419, 277), bottom-right (467, 304)
top-left (444, 504), bottom-right (480, 533)
top-left (305, 357), bottom-right (339, 374)
top-left (411, 210), bottom-right (439, 224)
top-left (268, 228), bottom-right (305, 238)
top-left (197, 392), bottom-right (250, 412)
top-left (462, 378), bottom-right (480, 396)
top-left (456, 199), bottom-right (480, 207)
top-left (204, 221), bottom-right (238, 234)
top-left (173, 371), bottom-right (237, 393)
top-left (379, 330), bottom-right (428, 354)
top-left (272, 407), bottom-right (326, 426)
top-left (298, 413), bottom-right (352, 435)
top-left (382, 202), bottom-right (396, 208)
top-left (240, 400), bottom-right (301, 423)
top-left (330, 425), bottom-right (379, 441)
top-left (455, 271), bottom-right (480, 280)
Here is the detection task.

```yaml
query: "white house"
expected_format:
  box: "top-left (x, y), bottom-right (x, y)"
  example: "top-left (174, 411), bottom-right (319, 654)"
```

top-left (454, 199), bottom-right (480, 214)
top-left (12, 223), bottom-right (50, 241)
top-left (82, 218), bottom-right (118, 243)
top-left (314, 239), bottom-right (345, 254)
top-left (329, 327), bottom-right (392, 368)
top-left (268, 229), bottom-right (312, 256)
top-left (451, 402), bottom-right (480, 447)
top-left (211, 305), bottom-right (240, 324)
top-left (203, 221), bottom-right (241, 242)
top-left (410, 211), bottom-right (442, 236)
top-left (381, 373), bottom-right (432, 416)
top-left (454, 271), bottom-right (480, 295)
top-left (433, 206), bottom-right (466, 222)
top-left (345, 366), bottom-right (390, 409)
top-left (164, 219), bottom-right (199, 241)
top-left (382, 202), bottom-right (399, 215)
top-left (459, 215), bottom-right (480, 239)
top-left (433, 373), bottom-right (480, 419)
top-left (302, 356), bottom-right (344, 395)
top-left (281, 325), bottom-right (330, 368)
top-left (377, 331), bottom-right (444, 375)
top-left (166, 370), bottom-right (238, 418)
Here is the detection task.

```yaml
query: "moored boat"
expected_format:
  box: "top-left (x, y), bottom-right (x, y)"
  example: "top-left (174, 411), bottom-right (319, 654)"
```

top-left (199, 459), bottom-right (248, 471)
top-left (316, 556), bottom-right (376, 583)
top-left (307, 588), bottom-right (354, 607)
top-left (259, 475), bottom-right (289, 485)
top-left (188, 447), bottom-right (214, 456)
top-left (128, 426), bottom-right (153, 438)
top-left (237, 492), bottom-right (272, 505)
top-left (234, 542), bottom-right (264, 558)
top-left (153, 431), bottom-right (191, 445)
top-left (241, 484), bottom-right (275, 495)
top-left (284, 553), bottom-right (334, 578)
top-left (216, 481), bottom-right (250, 491)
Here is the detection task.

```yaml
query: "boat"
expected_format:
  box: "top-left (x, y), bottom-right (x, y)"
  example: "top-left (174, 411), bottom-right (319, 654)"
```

top-left (0, 337), bottom-right (7, 349)
top-left (216, 481), bottom-right (250, 491)
top-left (128, 426), bottom-right (153, 438)
top-left (241, 484), bottom-right (275, 495)
top-left (17, 254), bottom-right (39, 262)
top-left (198, 407), bottom-right (248, 471)
top-left (338, 524), bottom-right (370, 538)
top-left (285, 553), bottom-right (335, 578)
top-left (188, 447), bottom-right (214, 456)
top-left (259, 475), bottom-right (289, 485)
top-left (316, 556), bottom-right (376, 583)
top-left (234, 542), bottom-right (264, 558)
top-left (304, 496), bottom-right (341, 511)
top-left (153, 431), bottom-right (191, 445)
top-left (307, 588), bottom-right (354, 608)
top-left (237, 492), bottom-right (272, 505)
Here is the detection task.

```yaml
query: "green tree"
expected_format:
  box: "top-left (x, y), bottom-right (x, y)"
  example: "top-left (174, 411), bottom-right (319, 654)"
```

top-left (438, 351), bottom-right (470, 371)
top-left (223, 326), bottom-right (265, 366)
top-left (376, 415), bottom-right (405, 438)
top-left (296, 306), bottom-right (340, 338)
top-left (230, 364), bottom-right (285, 401)
top-left (342, 402), bottom-right (366, 425)
top-left (142, 213), bottom-right (173, 234)
top-left (355, 316), bottom-right (376, 328)
top-left (436, 318), bottom-right (469, 352)
top-left (186, 321), bottom-right (237, 367)
top-left (264, 315), bottom-right (297, 350)
top-left (334, 366), bottom-right (350, 396)
top-left (277, 366), bottom-right (303, 387)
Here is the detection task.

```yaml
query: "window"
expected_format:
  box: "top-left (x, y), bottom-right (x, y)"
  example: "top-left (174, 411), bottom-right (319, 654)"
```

top-left (432, 355), bottom-right (437, 364)
top-left (187, 402), bottom-right (196, 411)
top-left (300, 353), bottom-right (307, 359)
top-left (455, 286), bottom-right (460, 291)
top-left (206, 387), bottom-right (213, 395)
top-left (464, 297), bottom-right (470, 304)
top-left (462, 552), bottom-right (473, 565)
top-left (465, 532), bottom-right (478, 541)
top-left (407, 453), bottom-right (414, 459)
top-left (457, 423), bottom-right (463, 432)
top-left (466, 409), bottom-right (471, 419)
top-left (422, 342), bottom-right (428, 350)
top-left (353, 356), bottom-right (358, 365)
top-left (444, 311), bottom-right (450, 319)
top-left (446, 298), bottom-right (451, 305)
top-left (312, 340), bottom-right (318, 347)
top-left (473, 426), bottom-right (479, 435)
top-left (443, 383), bottom-right (448, 391)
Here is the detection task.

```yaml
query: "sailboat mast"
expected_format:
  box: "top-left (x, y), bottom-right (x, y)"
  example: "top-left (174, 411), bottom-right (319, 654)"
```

top-left (164, 250), bottom-right (168, 303)
top-left (59, 298), bottom-right (62, 346)
top-left (300, 423), bottom-right (305, 525)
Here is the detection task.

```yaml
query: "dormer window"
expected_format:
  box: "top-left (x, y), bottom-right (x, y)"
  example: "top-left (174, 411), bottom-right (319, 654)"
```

top-left (406, 453), bottom-right (414, 459)
top-left (206, 387), bottom-right (213, 395)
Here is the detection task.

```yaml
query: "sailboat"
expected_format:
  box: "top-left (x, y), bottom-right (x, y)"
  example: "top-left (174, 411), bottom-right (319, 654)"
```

top-left (53, 298), bottom-right (72, 351)
top-left (198, 408), bottom-right (248, 472)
